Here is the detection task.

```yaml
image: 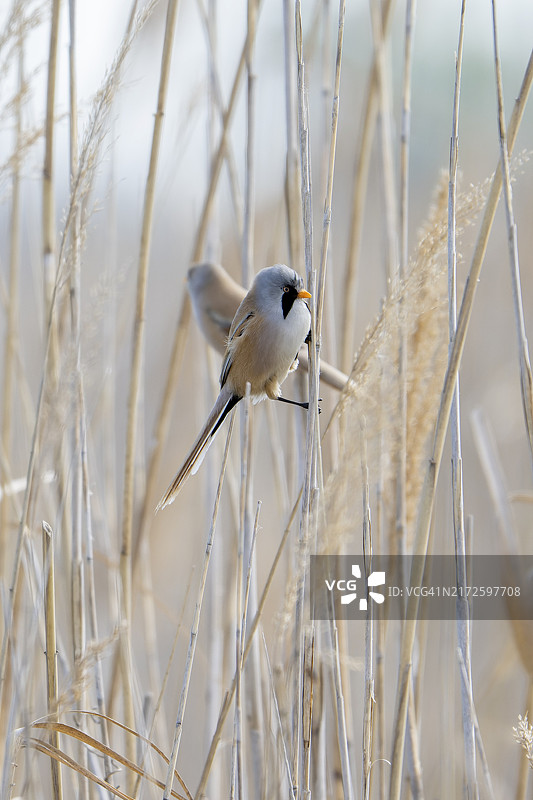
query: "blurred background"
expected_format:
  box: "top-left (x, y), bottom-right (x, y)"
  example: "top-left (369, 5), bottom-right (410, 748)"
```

top-left (1, 0), bottom-right (533, 797)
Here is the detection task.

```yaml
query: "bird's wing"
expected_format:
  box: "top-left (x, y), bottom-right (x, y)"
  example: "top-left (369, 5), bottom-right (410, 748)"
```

top-left (220, 297), bottom-right (256, 388)
top-left (228, 311), bottom-right (254, 342)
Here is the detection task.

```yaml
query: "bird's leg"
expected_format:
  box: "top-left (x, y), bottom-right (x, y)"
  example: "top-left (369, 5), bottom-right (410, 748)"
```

top-left (276, 396), bottom-right (308, 410)
top-left (276, 396), bottom-right (322, 413)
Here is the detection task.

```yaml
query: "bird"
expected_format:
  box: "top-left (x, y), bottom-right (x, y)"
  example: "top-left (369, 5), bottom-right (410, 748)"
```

top-left (187, 262), bottom-right (349, 391)
top-left (157, 264), bottom-right (312, 509)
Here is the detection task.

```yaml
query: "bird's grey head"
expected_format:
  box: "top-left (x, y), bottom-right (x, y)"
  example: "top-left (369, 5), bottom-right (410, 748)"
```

top-left (253, 264), bottom-right (307, 318)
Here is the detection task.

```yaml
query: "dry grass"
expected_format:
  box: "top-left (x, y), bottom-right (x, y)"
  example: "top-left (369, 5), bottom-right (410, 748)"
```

top-left (1, 1), bottom-right (533, 799)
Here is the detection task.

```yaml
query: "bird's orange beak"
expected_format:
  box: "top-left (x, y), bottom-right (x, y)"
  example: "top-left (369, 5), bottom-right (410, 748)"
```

top-left (298, 289), bottom-right (312, 299)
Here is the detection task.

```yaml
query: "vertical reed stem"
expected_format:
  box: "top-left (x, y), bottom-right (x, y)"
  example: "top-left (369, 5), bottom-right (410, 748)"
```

top-left (491, 0), bottom-right (533, 470)
top-left (448, 3), bottom-right (478, 798)
top-left (389, 48), bottom-right (533, 800)
top-left (42, 521), bottom-right (63, 800)
top-left (120, 0), bottom-right (180, 784)
top-left (163, 413), bottom-right (236, 799)
top-left (1, 40), bottom-right (23, 564)
top-left (42, 0), bottom-right (60, 320)
top-left (341, 0), bottom-right (395, 371)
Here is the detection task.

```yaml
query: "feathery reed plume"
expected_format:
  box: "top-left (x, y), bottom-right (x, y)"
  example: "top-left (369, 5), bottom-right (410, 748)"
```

top-left (57, 0), bottom-right (159, 287)
top-left (514, 714), bottom-right (533, 771)
top-left (323, 172), bottom-right (490, 553)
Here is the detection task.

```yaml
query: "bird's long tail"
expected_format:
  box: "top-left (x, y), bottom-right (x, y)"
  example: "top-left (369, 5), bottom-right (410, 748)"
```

top-left (156, 386), bottom-right (240, 510)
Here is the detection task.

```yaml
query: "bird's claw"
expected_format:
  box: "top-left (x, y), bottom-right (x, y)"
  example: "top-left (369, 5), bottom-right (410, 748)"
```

top-left (302, 398), bottom-right (322, 414)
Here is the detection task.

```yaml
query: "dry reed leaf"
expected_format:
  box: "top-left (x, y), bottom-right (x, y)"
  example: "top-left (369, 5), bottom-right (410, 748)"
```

top-left (27, 736), bottom-right (188, 800)
top-left (28, 716), bottom-right (192, 799)
top-left (27, 737), bottom-right (135, 800)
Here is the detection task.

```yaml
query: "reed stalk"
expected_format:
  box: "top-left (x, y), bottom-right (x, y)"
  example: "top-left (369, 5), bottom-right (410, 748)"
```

top-left (316, 0), bottom-right (345, 343)
top-left (447, 3), bottom-right (478, 797)
top-left (457, 650), bottom-right (496, 800)
top-left (369, 0), bottom-right (399, 285)
top-left (395, 0), bottom-right (416, 563)
top-left (389, 46), bottom-right (533, 800)
top-left (491, 0), bottom-right (533, 470)
top-left (120, 0), bottom-right (180, 785)
top-left (195, 492), bottom-right (301, 798)
top-left (471, 409), bottom-right (519, 552)
top-left (242, 0), bottom-right (257, 289)
top-left (133, 569), bottom-right (195, 799)
top-left (301, 626), bottom-right (314, 799)
top-left (196, 0), bottom-right (244, 239)
top-left (42, 0), bottom-right (60, 329)
top-left (292, 7), bottom-right (315, 794)
top-left (163, 413), bottom-right (236, 799)
top-left (282, 0), bottom-right (303, 271)
top-left (0, 40), bottom-right (22, 566)
top-left (361, 426), bottom-right (373, 800)
top-left (230, 388), bottom-right (250, 800)
top-left (42, 521), bottom-right (63, 800)
top-left (203, 18), bottom-right (224, 787)
top-left (192, 0), bottom-right (264, 263)
top-left (67, 4), bottom-right (90, 795)
top-left (341, 0), bottom-right (395, 372)
top-left (262, 632), bottom-right (296, 800)
top-left (329, 612), bottom-right (354, 800)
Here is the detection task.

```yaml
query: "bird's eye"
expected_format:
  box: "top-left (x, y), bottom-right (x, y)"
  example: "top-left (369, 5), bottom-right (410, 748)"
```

top-left (283, 286), bottom-right (290, 293)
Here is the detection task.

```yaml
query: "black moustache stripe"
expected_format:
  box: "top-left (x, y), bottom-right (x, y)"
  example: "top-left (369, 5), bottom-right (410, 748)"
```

top-left (281, 287), bottom-right (298, 319)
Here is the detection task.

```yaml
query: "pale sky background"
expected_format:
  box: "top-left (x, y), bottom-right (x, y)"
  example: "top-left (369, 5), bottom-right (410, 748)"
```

top-left (3, 0), bottom-right (532, 218)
